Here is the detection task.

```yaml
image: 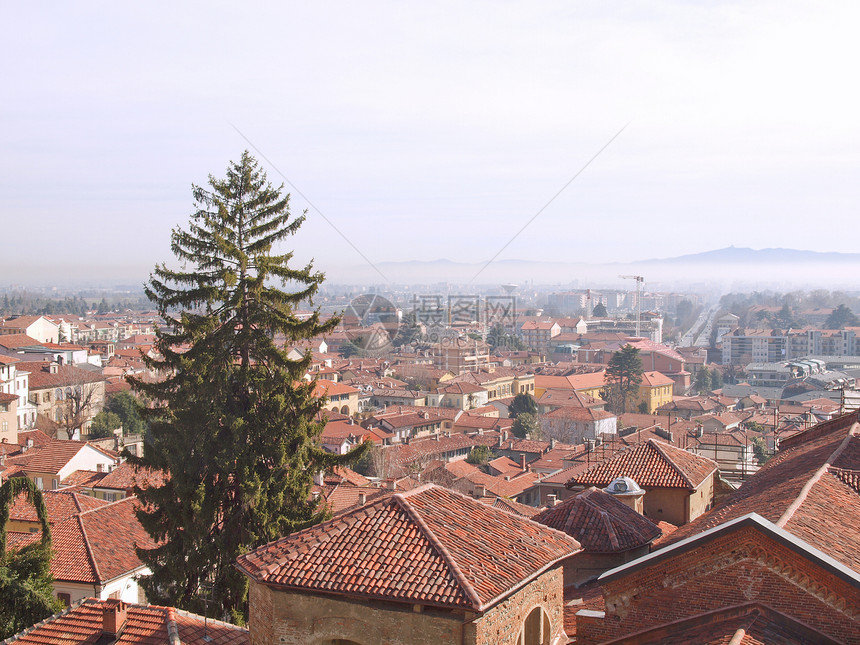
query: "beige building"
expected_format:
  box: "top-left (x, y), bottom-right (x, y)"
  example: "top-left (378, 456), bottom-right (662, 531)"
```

top-left (21, 361), bottom-right (106, 439)
top-left (236, 484), bottom-right (581, 645)
top-left (567, 439), bottom-right (718, 526)
top-left (0, 315), bottom-right (59, 344)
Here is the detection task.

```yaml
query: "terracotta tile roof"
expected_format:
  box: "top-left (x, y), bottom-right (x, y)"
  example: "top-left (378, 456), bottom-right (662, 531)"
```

top-left (536, 372), bottom-right (606, 392)
top-left (324, 466), bottom-right (371, 487)
top-left (29, 497), bottom-right (158, 584)
top-left (435, 381), bottom-right (486, 395)
top-left (455, 467), bottom-right (543, 499)
top-left (486, 496), bottom-right (542, 518)
top-left (659, 412), bottom-right (860, 572)
top-left (311, 378), bottom-right (358, 397)
top-left (0, 333), bottom-right (43, 349)
top-left (532, 487), bottom-right (661, 553)
top-left (17, 361), bottom-right (106, 389)
top-left (5, 598), bottom-right (249, 644)
top-left (321, 483), bottom-right (391, 515)
top-left (236, 484), bottom-right (580, 611)
top-left (640, 370), bottom-right (675, 387)
top-left (568, 439), bottom-right (718, 490)
top-left (16, 430), bottom-right (53, 448)
top-left (8, 489), bottom-right (110, 523)
top-left (95, 462), bottom-right (165, 491)
top-left (23, 440), bottom-right (116, 476)
top-left (452, 416), bottom-right (512, 431)
top-left (60, 469), bottom-right (108, 488)
top-left (488, 456), bottom-right (522, 476)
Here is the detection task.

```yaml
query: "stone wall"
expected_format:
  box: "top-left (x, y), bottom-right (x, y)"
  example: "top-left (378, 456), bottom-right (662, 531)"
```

top-left (469, 566), bottom-right (566, 645)
top-left (249, 564), bottom-right (568, 645)
top-left (576, 525), bottom-right (860, 644)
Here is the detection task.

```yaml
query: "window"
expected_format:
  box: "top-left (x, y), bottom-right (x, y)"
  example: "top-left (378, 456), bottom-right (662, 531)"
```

top-left (34, 477), bottom-right (43, 490)
top-left (57, 593), bottom-right (71, 607)
top-left (51, 479), bottom-right (58, 490)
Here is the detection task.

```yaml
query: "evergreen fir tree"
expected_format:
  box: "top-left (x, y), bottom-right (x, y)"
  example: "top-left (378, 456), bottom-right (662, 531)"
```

top-left (602, 344), bottom-right (643, 414)
top-left (128, 151), bottom-right (367, 621)
top-left (0, 478), bottom-right (62, 639)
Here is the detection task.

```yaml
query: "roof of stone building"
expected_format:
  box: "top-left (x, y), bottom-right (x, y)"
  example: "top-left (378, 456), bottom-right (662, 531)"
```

top-left (659, 412), bottom-right (860, 572)
top-left (4, 598), bottom-right (249, 645)
top-left (236, 484), bottom-right (580, 611)
top-left (567, 439), bottom-right (718, 490)
top-left (532, 487), bottom-right (661, 554)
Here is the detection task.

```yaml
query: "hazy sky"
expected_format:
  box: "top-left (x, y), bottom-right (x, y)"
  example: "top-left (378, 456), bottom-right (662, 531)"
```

top-left (3, 1), bottom-right (860, 285)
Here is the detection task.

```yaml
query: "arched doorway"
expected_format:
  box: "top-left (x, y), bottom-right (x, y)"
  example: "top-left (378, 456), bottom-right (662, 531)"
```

top-left (519, 606), bottom-right (551, 645)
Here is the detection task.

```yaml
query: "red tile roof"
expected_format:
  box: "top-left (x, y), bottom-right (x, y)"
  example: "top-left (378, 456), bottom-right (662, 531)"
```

top-left (0, 333), bottom-right (43, 349)
top-left (236, 484), bottom-right (580, 611)
top-left (8, 489), bottom-right (109, 523)
top-left (568, 439), bottom-right (718, 490)
top-left (23, 440), bottom-right (116, 476)
top-left (4, 598), bottom-right (249, 644)
top-left (21, 497), bottom-right (159, 585)
top-left (640, 370), bottom-right (675, 387)
top-left (532, 487), bottom-right (661, 553)
top-left (659, 412), bottom-right (860, 572)
top-left (485, 496), bottom-right (542, 518)
top-left (91, 463), bottom-right (164, 491)
top-left (17, 361), bottom-right (106, 389)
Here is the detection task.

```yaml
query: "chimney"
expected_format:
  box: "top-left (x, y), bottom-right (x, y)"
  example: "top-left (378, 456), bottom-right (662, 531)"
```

top-left (476, 484), bottom-right (486, 497)
top-left (550, 438), bottom-right (557, 449)
top-left (358, 492), bottom-right (367, 506)
top-left (49, 362), bottom-right (59, 374)
top-left (348, 417), bottom-right (355, 425)
top-left (386, 479), bottom-right (397, 491)
top-left (519, 454), bottom-right (526, 471)
top-left (313, 470), bottom-right (324, 486)
top-left (547, 493), bottom-right (557, 506)
top-left (102, 599), bottom-right (128, 638)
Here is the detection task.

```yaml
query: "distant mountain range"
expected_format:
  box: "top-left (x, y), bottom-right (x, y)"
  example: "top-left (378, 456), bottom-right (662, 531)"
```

top-left (333, 247), bottom-right (860, 289)
top-left (643, 246), bottom-right (860, 265)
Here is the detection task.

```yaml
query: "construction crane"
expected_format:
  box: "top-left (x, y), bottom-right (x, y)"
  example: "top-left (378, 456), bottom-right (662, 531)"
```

top-left (619, 274), bottom-right (645, 337)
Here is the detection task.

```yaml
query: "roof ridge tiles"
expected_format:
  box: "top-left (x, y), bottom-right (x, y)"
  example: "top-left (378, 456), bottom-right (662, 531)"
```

top-left (166, 607), bottom-right (181, 645)
top-left (599, 508), bottom-right (620, 551)
top-left (776, 421), bottom-right (859, 528)
top-left (74, 513), bottom-right (103, 584)
top-left (392, 489), bottom-right (483, 611)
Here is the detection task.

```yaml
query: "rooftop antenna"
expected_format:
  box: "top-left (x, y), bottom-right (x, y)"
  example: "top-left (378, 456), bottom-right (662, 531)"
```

top-left (198, 580), bottom-right (214, 642)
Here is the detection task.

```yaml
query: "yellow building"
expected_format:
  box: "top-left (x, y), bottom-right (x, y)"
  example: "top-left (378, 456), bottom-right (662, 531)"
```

top-left (634, 371), bottom-right (675, 414)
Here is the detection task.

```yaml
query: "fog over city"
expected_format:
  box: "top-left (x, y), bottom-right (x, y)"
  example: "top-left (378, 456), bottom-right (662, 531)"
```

top-left (4, 2), bottom-right (860, 290)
